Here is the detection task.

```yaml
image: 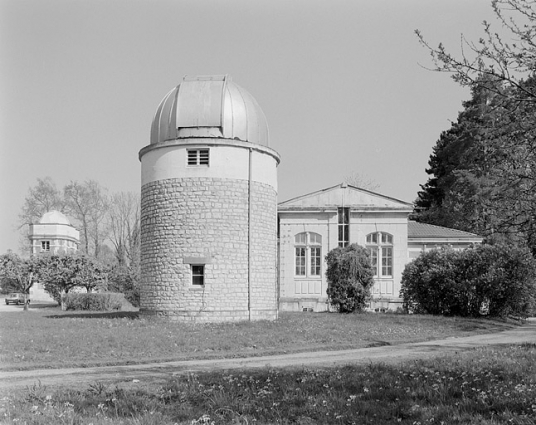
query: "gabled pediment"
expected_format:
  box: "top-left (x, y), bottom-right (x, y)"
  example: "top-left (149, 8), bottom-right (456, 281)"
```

top-left (278, 183), bottom-right (413, 212)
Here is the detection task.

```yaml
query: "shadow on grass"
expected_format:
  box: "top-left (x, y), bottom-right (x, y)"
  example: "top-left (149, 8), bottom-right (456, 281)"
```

top-left (29, 303), bottom-right (61, 309)
top-left (45, 311), bottom-right (140, 319)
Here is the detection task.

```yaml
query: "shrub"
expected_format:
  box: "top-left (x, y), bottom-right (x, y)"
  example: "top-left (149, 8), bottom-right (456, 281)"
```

top-left (401, 244), bottom-right (536, 317)
top-left (326, 244), bottom-right (374, 313)
top-left (108, 265), bottom-right (140, 307)
top-left (400, 248), bottom-right (463, 315)
top-left (64, 292), bottom-right (124, 311)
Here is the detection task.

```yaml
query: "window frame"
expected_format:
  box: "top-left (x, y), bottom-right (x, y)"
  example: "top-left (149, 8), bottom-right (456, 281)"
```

top-left (338, 207), bottom-right (349, 247)
top-left (41, 241), bottom-right (50, 252)
top-left (295, 247), bottom-right (306, 276)
top-left (294, 232), bottom-right (322, 278)
top-left (366, 232), bottom-right (393, 278)
top-left (191, 264), bottom-right (205, 286)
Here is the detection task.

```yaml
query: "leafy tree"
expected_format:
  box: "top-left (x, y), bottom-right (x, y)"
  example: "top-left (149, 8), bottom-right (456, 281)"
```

top-left (72, 255), bottom-right (109, 293)
top-left (108, 264), bottom-right (140, 307)
top-left (325, 244), bottom-right (374, 313)
top-left (0, 253), bottom-right (39, 311)
top-left (36, 254), bottom-right (108, 309)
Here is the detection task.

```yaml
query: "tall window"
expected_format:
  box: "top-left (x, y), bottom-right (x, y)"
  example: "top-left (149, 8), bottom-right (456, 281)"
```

top-left (187, 149), bottom-right (209, 166)
top-left (295, 232), bottom-right (322, 277)
top-left (338, 207), bottom-right (349, 247)
top-left (366, 232), bottom-right (393, 277)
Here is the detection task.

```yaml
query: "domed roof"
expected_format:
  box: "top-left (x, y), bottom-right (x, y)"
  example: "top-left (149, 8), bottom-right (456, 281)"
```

top-left (39, 210), bottom-right (71, 225)
top-left (150, 75), bottom-right (269, 146)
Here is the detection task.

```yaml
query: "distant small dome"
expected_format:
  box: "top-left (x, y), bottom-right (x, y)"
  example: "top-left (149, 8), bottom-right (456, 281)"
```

top-left (39, 210), bottom-right (71, 225)
top-left (150, 75), bottom-right (269, 146)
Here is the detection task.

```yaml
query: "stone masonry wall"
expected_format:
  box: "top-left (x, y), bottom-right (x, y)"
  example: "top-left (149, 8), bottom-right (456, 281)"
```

top-left (140, 177), bottom-right (277, 322)
top-left (250, 181), bottom-right (278, 320)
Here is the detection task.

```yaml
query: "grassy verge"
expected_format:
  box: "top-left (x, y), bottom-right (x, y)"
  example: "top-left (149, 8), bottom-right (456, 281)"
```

top-left (0, 307), bottom-right (517, 371)
top-left (1, 344), bottom-right (535, 424)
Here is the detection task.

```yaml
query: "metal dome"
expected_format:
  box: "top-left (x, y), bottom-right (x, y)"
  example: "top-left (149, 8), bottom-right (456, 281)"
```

top-left (150, 75), bottom-right (269, 146)
top-left (39, 210), bottom-right (71, 225)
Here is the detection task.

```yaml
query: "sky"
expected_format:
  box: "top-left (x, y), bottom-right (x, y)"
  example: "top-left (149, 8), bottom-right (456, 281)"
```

top-left (0, 0), bottom-right (497, 255)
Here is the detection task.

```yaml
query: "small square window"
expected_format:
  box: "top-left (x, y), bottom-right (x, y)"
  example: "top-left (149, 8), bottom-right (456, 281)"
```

top-left (187, 149), bottom-right (210, 166)
top-left (41, 241), bottom-right (50, 252)
top-left (191, 265), bottom-right (205, 285)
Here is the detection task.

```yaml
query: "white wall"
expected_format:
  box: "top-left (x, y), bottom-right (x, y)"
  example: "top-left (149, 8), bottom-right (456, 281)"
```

top-left (141, 139), bottom-right (279, 190)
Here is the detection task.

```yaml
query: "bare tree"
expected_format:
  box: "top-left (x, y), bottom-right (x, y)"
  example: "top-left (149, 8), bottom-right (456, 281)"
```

top-left (416, 0), bottom-right (536, 101)
top-left (17, 177), bottom-right (65, 254)
top-left (108, 192), bottom-right (140, 267)
top-left (64, 180), bottom-right (109, 259)
top-left (19, 177), bottom-right (65, 228)
top-left (344, 172), bottom-right (380, 191)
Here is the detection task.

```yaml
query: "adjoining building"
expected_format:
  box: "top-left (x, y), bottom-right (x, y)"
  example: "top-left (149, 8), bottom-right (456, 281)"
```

top-left (137, 75), bottom-right (482, 321)
top-left (277, 183), bottom-right (482, 312)
top-left (139, 75), bottom-right (280, 322)
top-left (28, 210), bottom-right (79, 301)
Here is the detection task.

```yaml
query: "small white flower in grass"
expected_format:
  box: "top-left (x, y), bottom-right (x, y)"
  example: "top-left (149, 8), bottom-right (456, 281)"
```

top-left (132, 379), bottom-right (140, 383)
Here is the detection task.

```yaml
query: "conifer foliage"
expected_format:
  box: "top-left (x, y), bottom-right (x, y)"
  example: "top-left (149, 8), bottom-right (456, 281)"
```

top-left (416, 0), bottom-right (536, 253)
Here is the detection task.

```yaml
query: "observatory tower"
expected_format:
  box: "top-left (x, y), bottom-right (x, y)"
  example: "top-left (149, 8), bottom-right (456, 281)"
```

top-left (139, 75), bottom-right (280, 322)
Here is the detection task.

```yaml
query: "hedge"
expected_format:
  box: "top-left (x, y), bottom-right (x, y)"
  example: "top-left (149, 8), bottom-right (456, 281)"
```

top-left (63, 292), bottom-right (124, 311)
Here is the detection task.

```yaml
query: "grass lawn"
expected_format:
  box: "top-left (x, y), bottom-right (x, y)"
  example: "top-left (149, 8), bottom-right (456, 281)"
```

top-left (1, 344), bottom-right (535, 424)
top-left (0, 306), bottom-right (517, 371)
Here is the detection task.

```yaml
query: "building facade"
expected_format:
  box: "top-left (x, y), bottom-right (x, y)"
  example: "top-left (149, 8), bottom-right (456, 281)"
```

top-left (278, 183), bottom-right (482, 312)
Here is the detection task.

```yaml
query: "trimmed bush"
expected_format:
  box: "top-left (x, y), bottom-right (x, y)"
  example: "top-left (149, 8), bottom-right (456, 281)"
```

top-left (326, 244), bottom-right (374, 313)
top-left (401, 244), bottom-right (536, 317)
top-left (64, 292), bottom-right (124, 311)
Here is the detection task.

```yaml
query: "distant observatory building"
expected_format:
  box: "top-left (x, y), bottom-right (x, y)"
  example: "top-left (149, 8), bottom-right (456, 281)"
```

top-left (139, 75), bottom-right (280, 322)
top-left (28, 210), bottom-right (79, 301)
top-left (28, 210), bottom-right (79, 255)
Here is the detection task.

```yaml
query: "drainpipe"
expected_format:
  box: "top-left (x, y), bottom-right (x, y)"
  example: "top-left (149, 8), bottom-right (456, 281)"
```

top-left (248, 148), bottom-right (252, 321)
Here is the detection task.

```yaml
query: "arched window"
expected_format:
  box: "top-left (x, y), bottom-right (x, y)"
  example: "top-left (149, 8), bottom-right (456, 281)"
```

top-left (295, 232), bottom-right (322, 277)
top-left (366, 232), bottom-right (393, 277)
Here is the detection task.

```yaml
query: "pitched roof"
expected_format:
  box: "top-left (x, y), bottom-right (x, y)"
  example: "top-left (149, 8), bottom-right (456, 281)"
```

top-left (278, 183), bottom-right (413, 212)
top-left (408, 221), bottom-right (482, 241)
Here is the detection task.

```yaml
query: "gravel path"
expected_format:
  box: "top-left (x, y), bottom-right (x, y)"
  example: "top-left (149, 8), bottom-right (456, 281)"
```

top-left (1, 319), bottom-right (535, 392)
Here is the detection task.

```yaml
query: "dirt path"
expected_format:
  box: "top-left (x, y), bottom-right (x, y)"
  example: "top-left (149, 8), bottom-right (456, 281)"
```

top-left (2, 319), bottom-right (535, 392)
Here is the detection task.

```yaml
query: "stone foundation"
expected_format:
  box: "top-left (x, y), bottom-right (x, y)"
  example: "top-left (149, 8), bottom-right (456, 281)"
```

top-left (140, 177), bottom-right (277, 321)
